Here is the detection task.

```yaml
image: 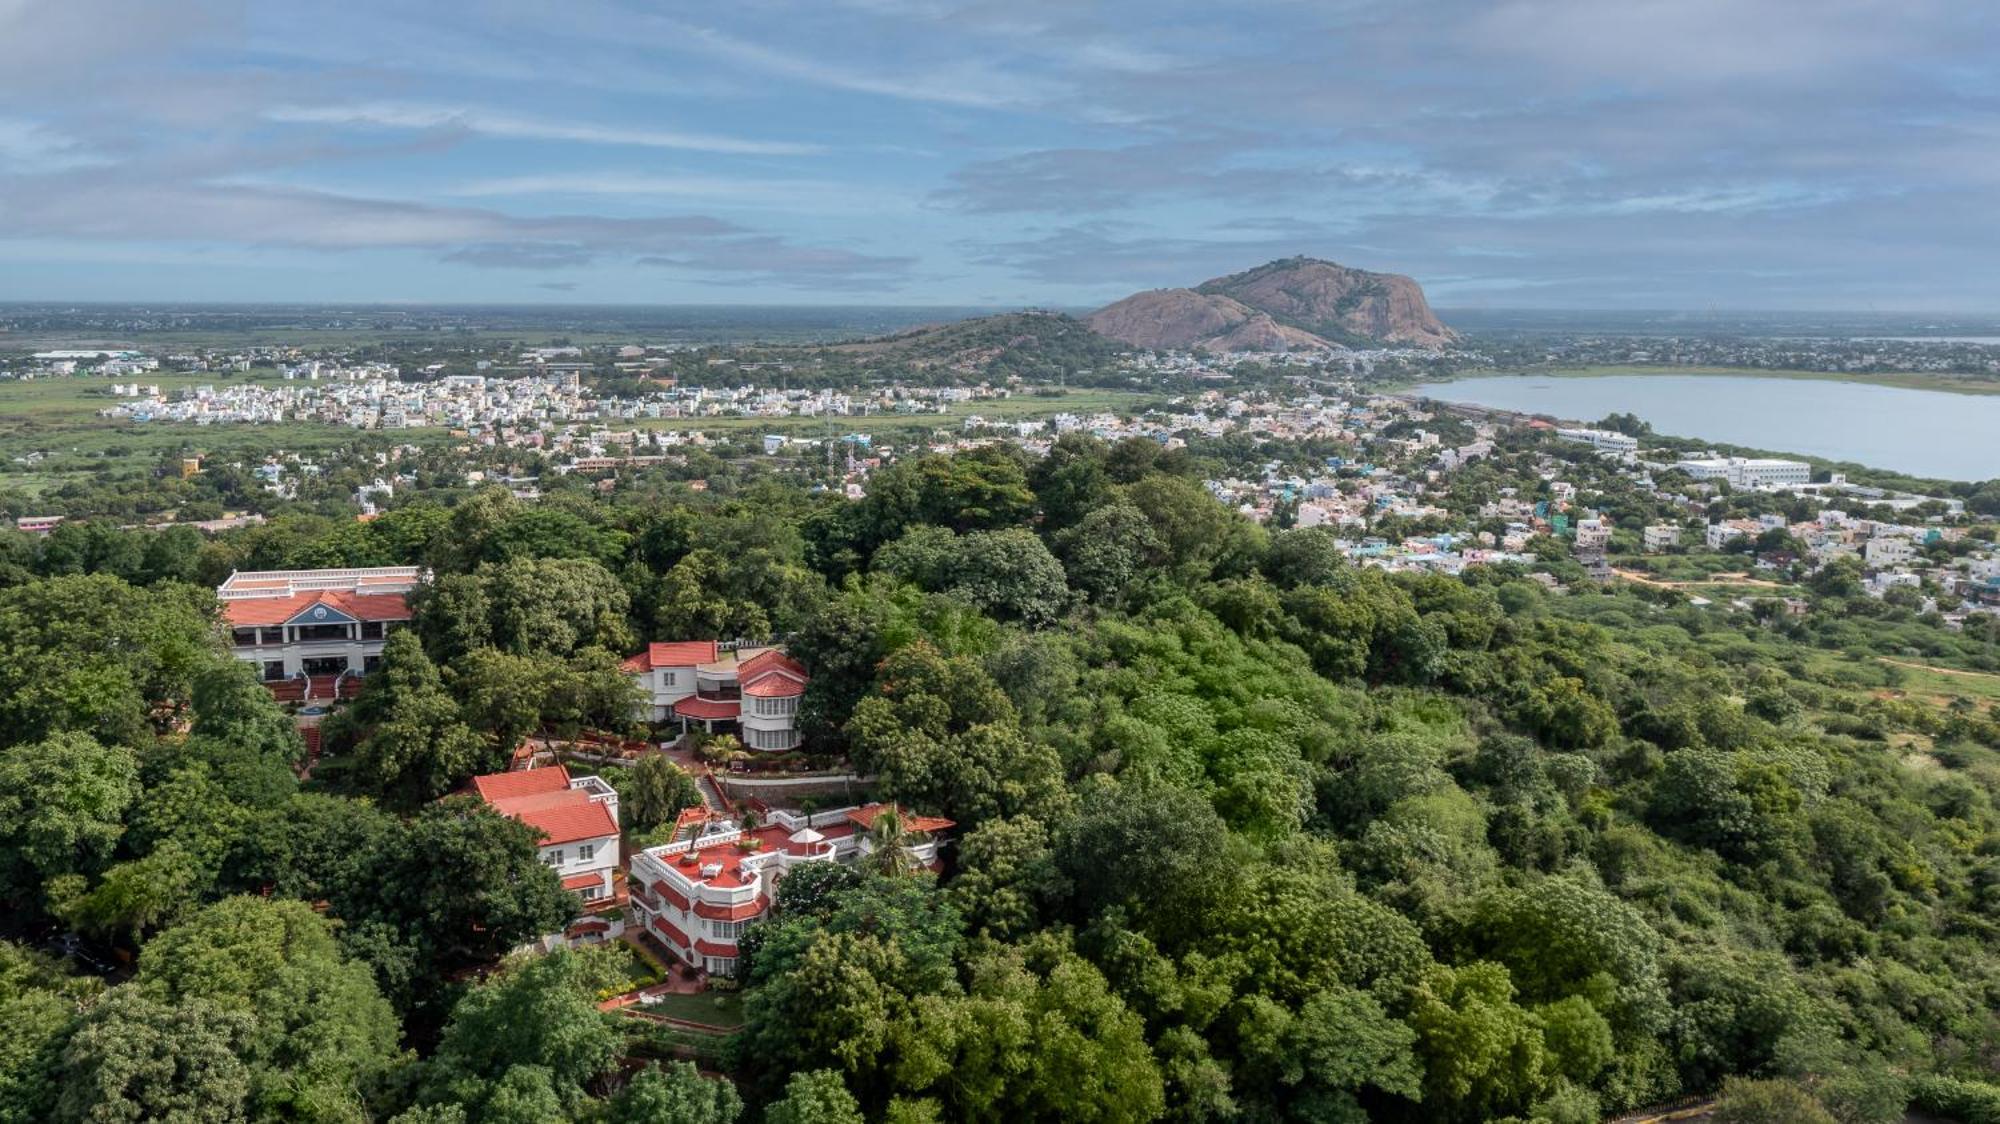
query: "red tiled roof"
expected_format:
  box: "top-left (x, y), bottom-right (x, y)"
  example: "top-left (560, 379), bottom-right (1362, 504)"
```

top-left (620, 652), bottom-right (651, 673)
top-left (742, 674), bottom-right (804, 698)
top-left (845, 803), bottom-right (955, 835)
top-left (471, 766), bottom-right (572, 803)
top-left (509, 795), bottom-right (619, 846)
top-left (674, 696), bottom-right (740, 720)
top-left (223, 591), bottom-right (410, 628)
top-left (561, 872), bottom-right (604, 891)
top-left (468, 766), bottom-right (619, 846)
top-left (567, 919), bottom-right (609, 935)
top-left (694, 939), bottom-right (739, 957)
top-left (693, 896), bottom-right (769, 922)
top-left (739, 648), bottom-right (807, 682)
top-left (652, 916), bottom-right (689, 947)
top-left (652, 880), bottom-right (691, 912)
top-left (848, 796), bottom-right (956, 832)
top-left (631, 641), bottom-right (719, 670)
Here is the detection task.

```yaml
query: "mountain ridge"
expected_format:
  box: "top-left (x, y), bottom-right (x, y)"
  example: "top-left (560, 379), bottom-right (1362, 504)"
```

top-left (1088, 256), bottom-right (1455, 352)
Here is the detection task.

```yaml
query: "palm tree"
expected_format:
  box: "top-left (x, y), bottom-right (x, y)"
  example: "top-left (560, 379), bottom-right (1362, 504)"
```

top-left (865, 807), bottom-right (909, 876)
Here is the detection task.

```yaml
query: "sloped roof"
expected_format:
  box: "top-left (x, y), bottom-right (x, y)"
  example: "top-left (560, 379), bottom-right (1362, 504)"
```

top-left (468, 766), bottom-right (618, 846)
top-left (631, 640), bottom-right (719, 670)
top-left (223, 591), bottom-right (410, 628)
top-left (845, 802), bottom-right (955, 835)
top-left (742, 674), bottom-right (805, 698)
top-left (471, 766), bottom-right (572, 803)
top-left (674, 696), bottom-right (740, 720)
top-left (739, 648), bottom-right (807, 683)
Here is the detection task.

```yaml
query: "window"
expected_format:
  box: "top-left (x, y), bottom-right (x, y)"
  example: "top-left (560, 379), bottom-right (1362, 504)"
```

top-left (580, 881), bottom-right (605, 900)
top-left (360, 621), bottom-right (384, 640)
top-left (578, 843), bottom-right (595, 862)
top-left (362, 655), bottom-right (382, 674)
top-left (662, 671), bottom-right (678, 687)
top-left (232, 628), bottom-right (259, 647)
top-left (259, 628), bottom-right (284, 645)
top-left (545, 850), bottom-right (565, 866)
top-left (749, 727), bottom-right (798, 751)
top-left (712, 920), bottom-right (741, 939)
top-left (262, 660), bottom-right (287, 682)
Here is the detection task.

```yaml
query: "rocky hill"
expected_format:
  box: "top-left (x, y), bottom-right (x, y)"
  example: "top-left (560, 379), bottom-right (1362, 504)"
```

top-left (1088, 256), bottom-right (1454, 352)
top-left (821, 310), bottom-right (1123, 379)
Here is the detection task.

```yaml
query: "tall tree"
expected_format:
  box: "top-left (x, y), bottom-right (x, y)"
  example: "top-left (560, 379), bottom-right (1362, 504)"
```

top-left (0, 732), bottom-right (138, 905)
top-left (320, 631), bottom-right (486, 807)
top-left (137, 897), bottom-right (402, 1121)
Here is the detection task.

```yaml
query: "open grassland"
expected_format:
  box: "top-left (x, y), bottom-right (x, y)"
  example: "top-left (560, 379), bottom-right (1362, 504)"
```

top-left (1804, 650), bottom-right (2000, 713)
top-left (0, 373), bottom-right (447, 489)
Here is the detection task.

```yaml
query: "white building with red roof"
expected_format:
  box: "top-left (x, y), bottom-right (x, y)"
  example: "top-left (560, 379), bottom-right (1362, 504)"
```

top-left (623, 642), bottom-right (808, 751)
top-left (468, 765), bottom-right (623, 913)
top-left (627, 802), bottom-right (951, 977)
top-left (217, 567), bottom-right (423, 701)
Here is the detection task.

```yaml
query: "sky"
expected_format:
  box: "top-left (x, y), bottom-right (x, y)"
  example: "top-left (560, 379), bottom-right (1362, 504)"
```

top-left (0, 0), bottom-right (1996, 310)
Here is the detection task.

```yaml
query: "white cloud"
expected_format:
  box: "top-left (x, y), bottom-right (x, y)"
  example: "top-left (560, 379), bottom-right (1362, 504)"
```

top-left (266, 102), bottom-right (823, 157)
top-left (0, 117), bottom-right (106, 172)
top-left (668, 21), bottom-right (1057, 109)
top-left (443, 171), bottom-right (892, 212)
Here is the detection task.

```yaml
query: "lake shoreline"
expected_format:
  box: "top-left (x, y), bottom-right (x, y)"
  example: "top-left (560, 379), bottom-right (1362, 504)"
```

top-left (1387, 364), bottom-right (2000, 397)
top-left (1403, 372), bottom-right (2000, 483)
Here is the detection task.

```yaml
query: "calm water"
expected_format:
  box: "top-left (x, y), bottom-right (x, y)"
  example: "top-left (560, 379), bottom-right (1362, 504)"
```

top-left (1407, 374), bottom-right (2000, 482)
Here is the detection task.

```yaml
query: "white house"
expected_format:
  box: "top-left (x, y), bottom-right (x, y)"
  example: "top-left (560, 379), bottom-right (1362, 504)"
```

top-left (217, 567), bottom-right (423, 700)
top-left (624, 642), bottom-right (809, 751)
top-left (627, 803), bottom-right (952, 977)
top-left (468, 766), bottom-right (623, 928)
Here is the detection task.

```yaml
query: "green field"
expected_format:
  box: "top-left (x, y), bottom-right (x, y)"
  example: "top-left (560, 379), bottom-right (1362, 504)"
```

top-left (0, 373), bottom-right (452, 490)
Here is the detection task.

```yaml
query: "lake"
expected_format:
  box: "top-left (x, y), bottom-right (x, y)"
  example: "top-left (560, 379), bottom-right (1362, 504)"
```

top-left (1405, 374), bottom-right (2000, 482)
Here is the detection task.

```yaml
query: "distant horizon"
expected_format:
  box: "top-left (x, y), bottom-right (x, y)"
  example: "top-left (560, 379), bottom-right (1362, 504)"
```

top-left (4, 299), bottom-right (2000, 320)
top-left (3, 3), bottom-right (1997, 308)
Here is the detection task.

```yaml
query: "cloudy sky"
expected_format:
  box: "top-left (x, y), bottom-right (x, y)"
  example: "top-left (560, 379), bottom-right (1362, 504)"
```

top-left (1, 0), bottom-right (1995, 309)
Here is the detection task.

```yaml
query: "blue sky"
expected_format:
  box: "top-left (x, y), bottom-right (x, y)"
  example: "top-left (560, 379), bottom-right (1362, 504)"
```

top-left (1, 0), bottom-right (1995, 309)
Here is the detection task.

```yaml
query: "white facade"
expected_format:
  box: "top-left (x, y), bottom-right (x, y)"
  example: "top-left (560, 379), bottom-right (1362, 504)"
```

top-left (217, 567), bottom-right (424, 686)
top-left (1674, 456), bottom-right (1811, 490)
top-left (1865, 536), bottom-right (1918, 568)
top-left (1643, 525), bottom-right (1681, 552)
top-left (628, 805), bottom-right (949, 977)
top-left (1556, 427), bottom-right (1639, 454)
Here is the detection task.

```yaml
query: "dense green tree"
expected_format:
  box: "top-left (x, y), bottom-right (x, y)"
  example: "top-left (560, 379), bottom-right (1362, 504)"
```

top-left (0, 574), bottom-right (218, 748)
top-left (602, 1062), bottom-right (742, 1124)
top-left (626, 753), bottom-right (705, 832)
top-left (419, 949), bottom-right (623, 1119)
top-left (137, 897), bottom-right (401, 1120)
top-left (0, 942), bottom-right (101, 1124)
top-left (415, 557), bottom-right (633, 663)
top-left (321, 631), bottom-right (486, 806)
top-left (0, 732), bottom-right (138, 905)
top-left (54, 989), bottom-right (253, 1124)
top-left (762, 1070), bottom-right (865, 1124)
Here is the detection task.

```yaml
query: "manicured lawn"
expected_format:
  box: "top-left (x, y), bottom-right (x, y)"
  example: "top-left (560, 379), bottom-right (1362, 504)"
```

top-left (643, 989), bottom-right (745, 1028)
